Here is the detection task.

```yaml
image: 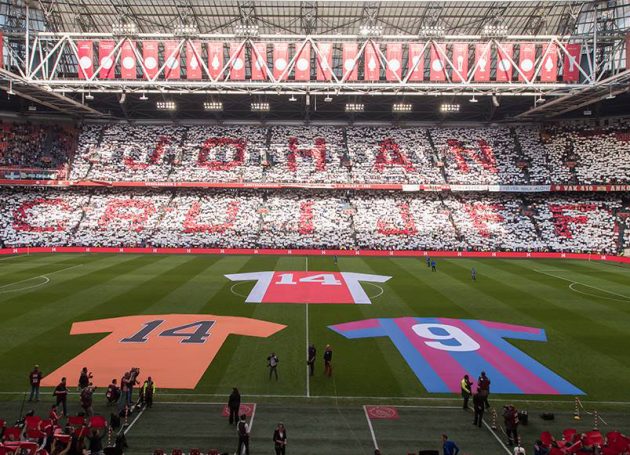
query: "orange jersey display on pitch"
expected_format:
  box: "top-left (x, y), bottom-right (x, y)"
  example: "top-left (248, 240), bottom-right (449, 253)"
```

top-left (41, 314), bottom-right (286, 389)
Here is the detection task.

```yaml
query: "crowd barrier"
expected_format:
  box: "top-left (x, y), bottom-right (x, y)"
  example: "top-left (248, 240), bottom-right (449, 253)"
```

top-left (1, 246), bottom-right (629, 264)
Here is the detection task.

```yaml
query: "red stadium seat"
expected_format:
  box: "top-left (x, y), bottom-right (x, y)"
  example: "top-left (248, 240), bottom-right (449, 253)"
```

top-left (585, 430), bottom-right (603, 446)
top-left (548, 448), bottom-right (564, 455)
top-left (67, 416), bottom-right (85, 426)
top-left (89, 416), bottom-right (107, 429)
top-left (540, 431), bottom-right (555, 447)
top-left (2, 427), bottom-right (21, 442)
top-left (207, 449), bottom-right (219, 455)
top-left (24, 416), bottom-right (41, 431)
top-left (24, 429), bottom-right (45, 441)
top-left (171, 450), bottom-right (183, 455)
top-left (563, 428), bottom-right (578, 442)
top-left (0, 446), bottom-right (17, 455)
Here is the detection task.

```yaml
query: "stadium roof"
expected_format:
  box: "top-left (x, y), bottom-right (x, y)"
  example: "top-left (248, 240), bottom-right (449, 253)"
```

top-left (29, 0), bottom-right (590, 36)
top-left (1, 0), bottom-right (629, 122)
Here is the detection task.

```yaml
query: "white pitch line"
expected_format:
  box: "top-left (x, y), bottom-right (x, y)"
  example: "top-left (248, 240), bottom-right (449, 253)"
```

top-left (569, 282), bottom-right (630, 302)
top-left (0, 264), bottom-right (83, 290)
top-left (124, 406), bottom-right (146, 435)
top-left (248, 403), bottom-right (257, 432)
top-left (535, 269), bottom-right (630, 300)
top-left (0, 276), bottom-right (50, 294)
top-left (363, 405), bottom-right (379, 451)
top-left (483, 420), bottom-right (512, 455)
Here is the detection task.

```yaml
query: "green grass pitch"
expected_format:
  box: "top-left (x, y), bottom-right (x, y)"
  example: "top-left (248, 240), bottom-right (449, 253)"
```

top-left (1, 253), bottom-right (630, 454)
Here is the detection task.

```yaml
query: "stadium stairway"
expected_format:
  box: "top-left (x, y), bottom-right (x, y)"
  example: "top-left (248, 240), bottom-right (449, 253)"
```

top-left (510, 127), bottom-right (532, 184)
top-left (426, 129), bottom-right (448, 183)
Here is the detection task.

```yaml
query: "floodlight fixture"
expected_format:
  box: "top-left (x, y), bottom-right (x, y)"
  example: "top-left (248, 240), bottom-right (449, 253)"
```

top-left (440, 103), bottom-right (460, 113)
top-left (345, 103), bottom-right (364, 112)
top-left (419, 24), bottom-right (446, 38)
top-left (392, 103), bottom-right (412, 113)
top-left (234, 24), bottom-right (259, 37)
top-left (359, 24), bottom-right (383, 37)
top-left (204, 101), bottom-right (224, 111)
top-left (251, 101), bottom-right (270, 112)
top-left (157, 101), bottom-right (176, 110)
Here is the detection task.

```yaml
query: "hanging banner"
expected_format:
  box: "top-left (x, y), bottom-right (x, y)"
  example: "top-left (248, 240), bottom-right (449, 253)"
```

top-left (163, 41), bottom-right (181, 80)
top-left (142, 41), bottom-right (159, 80)
top-left (540, 43), bottom-right (558, 82)
top-left (429, 42), bottom-right (447, 82)
top-left (207, 42), bottom-right (224, 80)
top-left (316, 42), bottom-right (333, 81)
top-left (98, 40), bottom-right (116, 79)
top-left (563, 43), bottom-right (581, 82)
top-left (518, 43), bottom-right (536, 82)
top-left (77, 40), bottom-right (94, 79)
top-left (451, 43), bottom-right (468, 82)
top-left (186, 40), bottom-right (202, 80)
top-left (120, 40), bottom-right (137, 79)
top-left (496, 43), bottom-right (513, 82)
top-left (407, 43), bottom-right (424, 81)
top-left (342, 42), bottom-right (358, 81)
top-left (229, 42), bottom-right (245, 80)
top-left (385, 43), bottom-right (402, 81)
top-left (273, 42), bottom-right (289, 81)
top-left (294, 42), bottom-right (311, 81)
top-left (474, 43), bottom-right (491, 82)
top-left (250, 42), bottom-right (267, 80)
top-left (363, 41), bottom-right (380, 81)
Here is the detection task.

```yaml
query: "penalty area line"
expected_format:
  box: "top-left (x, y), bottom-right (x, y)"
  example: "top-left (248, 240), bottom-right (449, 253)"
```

top-left (123, 405), bottom-right (146, 435)
top-left (0, 264), bottom-right (83, 290)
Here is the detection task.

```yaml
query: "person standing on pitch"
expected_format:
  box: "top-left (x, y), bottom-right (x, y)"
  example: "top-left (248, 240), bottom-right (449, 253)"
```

top-left (472, 392), bottom-right (485, 428)
top-left (228, 387), bottom-right (241, 425)
top-left (323, 345), bottom-right (333, 377)
top-left (460, 374), bottom-right (473, 409)
top-left (236, 414), bottom-right (250, 455)
top-left (503, 404), bottom-right (520, 446)
top-left (267, 352), bottom-right (279, 381)
top-left (471, 267), bottom-right (477, 281)
top-left (273, 422), bottom-right (287, 455)
top-left (141, 376), bottom-right (155, 408)
top-left (431, 259), bottom-right (437, 272)
top-left (28, 365), bottom-right (42, 402)
top-left (426, 256), bottom-right (431, 268)
top-left (477, 371), bottom-right (491, 409)
top-left (307, 344), bottom-right (316, 376)
top-left (441, 434), bottom-right (460, 455)
top-left (53, 377), bottom-right (69, 416)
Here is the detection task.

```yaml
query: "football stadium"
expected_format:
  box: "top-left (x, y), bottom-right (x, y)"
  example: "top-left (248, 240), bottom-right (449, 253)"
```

top-left (1, 1), bottom-right (630, 454)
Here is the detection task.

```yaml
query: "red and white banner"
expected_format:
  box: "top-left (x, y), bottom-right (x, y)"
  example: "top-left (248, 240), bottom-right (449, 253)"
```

top-left (496, 43), bottom-right (513, 82)
top-left (229, 42), bottom-right (245, 80)
top-left (120, 40), bottom-right (137, 79)
top-left (385, 43), bottom-right (402, 81)
top-left (207, 42), bottom-right (224, 80)
top-left (0, 32), bottom-right (3, 69)
top-left (518, 43), bottom-right (536, 82)
top-left (316, 42), bottom-right (333, 81)
top-left (273, 42), bottom-right (289, 81)
top-left (141, 41), bottom-right (159, 79)
top-left (451, 43), bottom-right (468, 82)
top-left (563, 43), bottom-right (581, 82)
top-left (294, 42), bottom-right (311, 81)
top-left (186, 41), bottom-right (202, 80)
top-left (474, 43), bottom-right (491, 82)
top-left (163, 41), bottom-right (181, 80)
top-left (407, 43), bottom-right (424, 81)
top-left (429, 43), bottom-right (447, 81)
top-left (342, 43), bottom-right (358, 81)
top-left (540, 43), bottom-right (558, 82)
top-left (77, 40), bottom-right (94, 79)
top-left (364, 42), bottom-right (380, 81)
top-left (98, 40), bottom-right (116, 79)
top-left (250, 42), bottom-right (267, 80)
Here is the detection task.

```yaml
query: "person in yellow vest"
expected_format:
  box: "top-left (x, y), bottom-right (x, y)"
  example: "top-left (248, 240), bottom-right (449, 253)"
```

top-left (141, 376), bottom-right (156, 409)
top-left (460, 374), bottom-right (473, 410)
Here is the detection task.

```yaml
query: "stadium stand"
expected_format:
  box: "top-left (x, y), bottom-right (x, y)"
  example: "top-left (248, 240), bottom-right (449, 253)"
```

top-left (42, 122), bottom-right (630, 186)
top-left (0, 188), bottom-right (625, 254)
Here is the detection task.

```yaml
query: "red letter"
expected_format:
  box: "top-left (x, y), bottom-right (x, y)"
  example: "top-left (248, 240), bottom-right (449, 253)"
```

top-left (183, 201), bottom-right (240, 233)
top-left (465, 204), bottom-right (505, 237)
top-left (99, 200), bottom-right (156, 232)
top-left (377, 203), bottom-right (418, 235)
top-left (374, 138), bottom-right (414, 172)
top-left (13, 198), bottom-right (71, 232)
top-left (197, 137), bottom-right (246, 171)
top-left (287, 137), bottom-right (327, 172)
top-left (446, 139), bottom-right (497, 173)
top-left (124, 136), bottom-right (170, 169)
top-left (548, 204), bottom-right (596, 239)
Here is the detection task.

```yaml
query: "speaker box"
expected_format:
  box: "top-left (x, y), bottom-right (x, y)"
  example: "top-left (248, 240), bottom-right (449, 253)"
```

top-left (541, 412), bottom-right (555, 421)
